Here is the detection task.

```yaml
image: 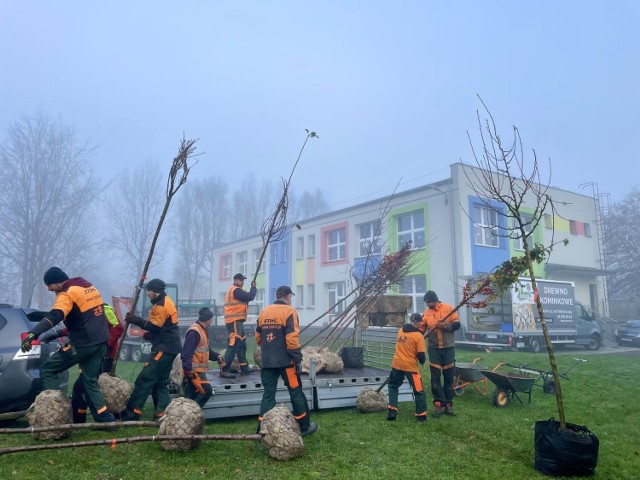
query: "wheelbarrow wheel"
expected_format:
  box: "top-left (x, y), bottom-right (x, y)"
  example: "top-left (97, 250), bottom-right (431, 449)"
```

top-left (492, 389), bottom-right (511, 408)
top-left (543, 378), bottom-right (555, 394)
top-left (454, 375), bottom-right (465, 396)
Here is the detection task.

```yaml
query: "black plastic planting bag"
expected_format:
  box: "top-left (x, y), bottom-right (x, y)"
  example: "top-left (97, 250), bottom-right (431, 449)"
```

top-left (339, 347), bottom-right (364, 368)
top-left (534, 419), bottom-right (599, 477)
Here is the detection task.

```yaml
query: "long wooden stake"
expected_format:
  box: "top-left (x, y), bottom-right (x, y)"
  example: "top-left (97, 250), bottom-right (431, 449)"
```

top-left (0, 434), bottom-right (262, 456)
top-left (111, 137), bottom-right (199, 375)
top-left (0, 421), bottom-right (158, 434)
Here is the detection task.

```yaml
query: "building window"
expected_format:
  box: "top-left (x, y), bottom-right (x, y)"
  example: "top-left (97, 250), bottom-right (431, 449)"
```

top-left (327, 227), bottom-right (346, 261)
top-left (281, 241), bottom-right (288, 263)
top-left (296, 237), bottom-right (304, 260)
top-left (307, 234), bottom-right (315, 258)
top-left (271, 243), bottom-right (278, 265)
top-left (308, 284), bottom-right (315, 308)
top-left (397, 210), bottom-right (425, 249)
top-left (254, 289), bottom-right (265, 312)
top-left (584, 223), bottom-right (592, 237)
top-left (253, 248), bottom-right (265, 274)
top-left (400, 275), bottom-right (427, 313)
top-left (236, 251), bottom-right (248, 276)
top-left (473, 205), bottom-right (499, 247)
top-left (358, 221), bottom-right (382, 257)
top-left (328, 281), bottom-right (346, 314)
top-left (220, 254), bottom-right (231, 279)
top-left (514, 215), bottom-right (534, 251)
top-left (296, 285), bottom-right (304, 308)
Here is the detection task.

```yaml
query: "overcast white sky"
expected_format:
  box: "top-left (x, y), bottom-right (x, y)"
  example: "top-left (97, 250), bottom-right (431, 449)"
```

top-left (1, 1), bottom-right (638, 211)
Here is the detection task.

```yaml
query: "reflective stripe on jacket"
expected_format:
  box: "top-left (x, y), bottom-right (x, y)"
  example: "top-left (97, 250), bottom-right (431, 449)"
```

top-left (224, 285), bottom-right (248, 324)
top-left (188, 322), bottom-right (210, 372)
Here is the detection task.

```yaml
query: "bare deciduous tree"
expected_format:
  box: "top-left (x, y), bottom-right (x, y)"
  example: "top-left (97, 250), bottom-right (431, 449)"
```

top-left (172, 177), bottom-right (230, 299)
top-left (102, 160), bottom-right (165, 284)
top-left (605, 187), bottom-right (640, 300)
top-left (465, 97), bottom-right (570, 428)
top-left (227, 173), bottom-right (278, 240)
top-left (0, 109), bottom-right (100, 307)
top-left (288, 188), bottom-right (329, 224)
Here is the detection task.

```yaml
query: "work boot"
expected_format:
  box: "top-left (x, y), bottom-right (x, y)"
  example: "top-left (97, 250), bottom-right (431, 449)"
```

top-left (432, 402), bottom-right (443, 418)
top-left (240, 366), bottom-right (255, 375)
top-left (256, 421), bottom-right (262, 434)
top-left (220, 370), bottom-right (236, 379)
top-left (386, 409), bottom-right (397, 421)
top-left (73, 409), bottom-right (87, 424)
top-left (416, 414), bottom-right (427, 422)
top-left (153, 412), bottom-right (166, 422)
top-left (444, 404), bottom-right (456, 416)
top-left (120, 408), bottom-right (141, 421)
top-left (301, 421), bottom-right (318, 437)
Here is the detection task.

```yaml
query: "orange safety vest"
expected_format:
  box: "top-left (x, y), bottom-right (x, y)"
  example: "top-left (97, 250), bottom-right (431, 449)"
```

top-left (224, 285), bottom-right (248, 324)
top-left (187, 322), bottom-right (210, 373)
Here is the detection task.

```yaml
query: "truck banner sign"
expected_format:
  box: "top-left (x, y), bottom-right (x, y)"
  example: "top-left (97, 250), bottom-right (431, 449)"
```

top-left (511, 279), bottom-right (575, 333)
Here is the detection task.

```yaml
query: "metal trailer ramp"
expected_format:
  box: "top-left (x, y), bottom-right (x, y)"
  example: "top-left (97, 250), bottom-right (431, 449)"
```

top-left (202, 371), bottom-right (314, 420)
top-left (313, 366), bottom-right (413, 409)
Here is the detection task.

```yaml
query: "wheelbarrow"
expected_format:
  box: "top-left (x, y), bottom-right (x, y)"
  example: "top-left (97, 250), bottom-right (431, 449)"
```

top-left (503, 358), bottom-right (587, 395)
top-left (482, 364), bottom-right (538, 408)
top-left (453, 357), bottom-right (495, 396)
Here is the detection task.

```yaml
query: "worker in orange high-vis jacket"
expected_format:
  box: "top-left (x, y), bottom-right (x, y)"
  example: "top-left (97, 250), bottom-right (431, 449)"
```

top-left (387, 313), bottom-right (428, 422)
top-left (221, 273), bottom-right (257, 378)
top-left (419, 290), bottom-right (460, 417)
top-left (255, 286), bottom-right (317, 437)
top-left (20, 267), bottom-right (115, 423)
top-left (180, 307), bottom-right (223, 407)
top-left (121, 278), bottom-right (182, 421)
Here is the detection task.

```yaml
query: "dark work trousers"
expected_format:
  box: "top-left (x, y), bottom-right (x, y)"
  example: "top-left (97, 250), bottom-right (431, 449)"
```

top-left (222, 320), bottom-right (249, 370)
top-left (387, 367), bottom-right (427, 417)
top-left (41, 342), bottom-right (111, 421)
top-left (428, 346), bottom-right (456, 406)
top-left (71, 356), bottom-right (114, 423)
top-left (259, 366), bottom-right (311, 431)
top-left (183, 372), bottom-right (213, 408)
top-left (127, 350), bottom-right (177, 416)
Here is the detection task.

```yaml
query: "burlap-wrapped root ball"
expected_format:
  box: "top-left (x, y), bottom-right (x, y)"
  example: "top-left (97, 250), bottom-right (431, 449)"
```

top-left (259, 404), bottom-right (304, 461)
top-left (98, 373), bottom-right (134, 414)
top-left (321, 351), bottom-right (344, 373)
top-left (169, 354), bottom-right (184, 386)
top-left (219, 349), bottom-right (240, 372)
top-left (301, 347), bottom-right (326, 374)
top-left (356, 387), bottom-right (388, 413)
top-left (25, 390), bottom-right (72, 440)
top-left (253, 346), bottom-right (262, 368)
top-left (158, 397), bottom-right (205, 452)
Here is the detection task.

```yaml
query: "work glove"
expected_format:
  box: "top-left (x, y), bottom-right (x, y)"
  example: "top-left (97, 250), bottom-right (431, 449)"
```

top-left (125, 312), bottom-right (142, 325)
top-left (182, 369), bottom-right (194, 379)
top-left (191, 375), bottom-right (206, 395)
top-left (142, 331), bottom-right (151, 341)
top-left (21, 333), bottom-right (36, 353)
top-left (251, 280), bottom-right (257, 288)
top-left (295, 362), bottom-right (303, 376)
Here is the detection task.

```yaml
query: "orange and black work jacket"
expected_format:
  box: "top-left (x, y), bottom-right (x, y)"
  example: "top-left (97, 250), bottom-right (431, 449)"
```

top-left (419, 302), bottom-right (460, 349)
top-left (256, 300), bottom-right (302, 368)
top-left (180, 322), bottom-right (222, 373)
top-left (130, 292), bottom-right (181, 355)
top-left (223, 284), bottom-right (257, 324)
top-left (30, 277), bottom-right (109, 348)
top-left (391, 323), bottom-right (427, 372)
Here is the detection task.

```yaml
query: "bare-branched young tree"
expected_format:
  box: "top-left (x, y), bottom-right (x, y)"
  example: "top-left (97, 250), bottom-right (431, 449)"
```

top-left (0, 109), bottom-right (101, 307)
top-left (464, 98), bottom-right (573, 427)
top-left (172, 176), bottom-right (230, 299)
top-left (605, 187), bottom-right (640, 301)
top-left (102, 160), bottom-right (165, 284)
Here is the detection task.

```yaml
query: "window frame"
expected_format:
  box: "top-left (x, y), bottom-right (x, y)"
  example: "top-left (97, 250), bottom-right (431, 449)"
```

top-left (396, 210), bottom-right (425, 250)
top-left (473, 205), bottom-right (499, 247)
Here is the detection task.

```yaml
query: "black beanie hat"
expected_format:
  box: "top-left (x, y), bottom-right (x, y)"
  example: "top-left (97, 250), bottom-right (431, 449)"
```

top-left (43, 267), bottom-right (69, 285)
top-left (198, 307), bottom-right (214, 322)
top-left (423, 290), bottom-right (439, 303)
top-left (146, 278), bottom-right (166, 293)
top-left (410, 312), bottom-right (423, 323)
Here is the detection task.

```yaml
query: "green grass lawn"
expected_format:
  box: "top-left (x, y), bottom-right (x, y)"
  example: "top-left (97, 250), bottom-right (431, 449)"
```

top-left (1, 348), bottom-right (638, 479)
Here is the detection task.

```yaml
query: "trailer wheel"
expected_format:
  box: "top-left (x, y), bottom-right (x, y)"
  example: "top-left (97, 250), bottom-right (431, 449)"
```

top-left (529, 337), bottom-right (543, 353)
top-left (131, 348), bottom-right (143, 362)
top-left (454, 376), bottom-right (465, 396)
top-left (492, 389), bottom-right (510, 407)
top-left (585, 335), bottom-right (601, 351)
top-left (119, 344), bottom-right (131, 361)
top-left (543, 378), bottom-right (555, 394)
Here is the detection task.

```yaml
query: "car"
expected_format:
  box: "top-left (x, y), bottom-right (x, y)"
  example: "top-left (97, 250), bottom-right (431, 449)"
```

top-left (615, 319), bottom-right (640, 347)
top-left (0, 304), bottom-right (69, 420)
